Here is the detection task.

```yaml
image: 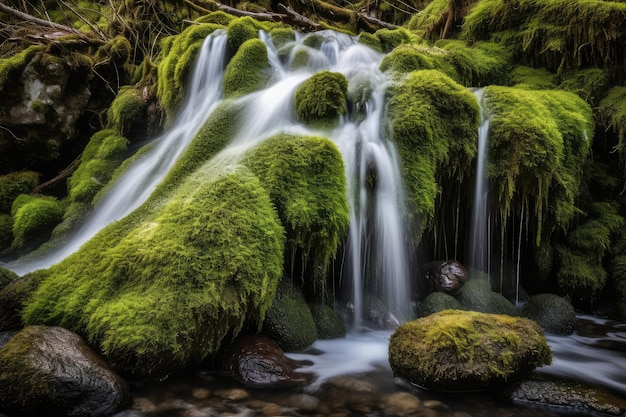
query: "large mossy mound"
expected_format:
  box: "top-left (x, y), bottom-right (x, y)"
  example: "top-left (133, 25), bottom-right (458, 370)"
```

top-left (223, 38), bottom-right (270, 98)
top-left (10, 195), bottom-right (63, 248)
top-left (23, 165), bottom-right (285, 379)
top-left (521, 293), bottom-right (576, 335)
top-left (0, 171), bottom-right (39, 214)
top-left (243, 134), bottom-right (349, 281)
top-left (384, 69), bottom-right (479, 229)
top-left (294, 70), bottom-right (348, 128)
top-left (388, 310), bottom-right (552, 391)
top-left (456, 277), bottom-right (518, 316)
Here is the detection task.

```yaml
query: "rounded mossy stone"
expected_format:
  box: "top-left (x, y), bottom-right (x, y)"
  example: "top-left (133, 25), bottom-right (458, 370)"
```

top-left (416, 292), bottom-right (463, 318)
top-left (290, 47), bottom-right (311, 70)
top-left (243, 134), bottom-right (348, 273)
top-left (0, 271), bottom-right (45, 331)
top-left (384, 69), bottom-right (479, 231)
top-left (0, 268), bottom-right (18, 292)
top-left (262, 279), bottom-right (318, 352)
top-left (68, 129), bottom-right (129, 205)
top-left (0, 214), bottom-right (12, 250)
top-left (196, 11), bottom-right (236, 26)
top-left (0, 45), bottom-right (44, 93)
top-left (106, 86), bottom-right (147, 136)
top-left (380, 44), bottom-right (457, 78)
top-left (227, 16), bottom-right (261, 52)
top-left (294, 71), bottom-right (348, 128)
top-left (357, 32), bottom-right (382, 52)
top-left (270, 27), bottom-right (295, 49)
top-left (23, 166), bottom-right (285, 379)
top-left (302, 33), bottom-right (324, 49)
top-left (11, 195), bottom-right (63, 248)
top-left (521, 293), bottom-right (576, 335)
top-left (223, 38), bottom-right (270, 98)
top-left (0, 171), bottom-right (39, 213)
top-left (388, 310), bottom-right (552, 391)
top-left (456, 277), bottom-right (518, 316)
top-left (374, 28), bottom-right (413, 53)
top-left (309, 303), bottom-right (346, 339)
top-left (511, 66), bottom-right (557, 90)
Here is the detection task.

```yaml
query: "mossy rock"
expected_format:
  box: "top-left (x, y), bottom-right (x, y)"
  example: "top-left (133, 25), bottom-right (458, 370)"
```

top-left (294, 71), bottom-right (348, 128)
top-left (0, 45), bottom-right (43, 93)
top-left (11, 195), bottom-right (63, 248)
top-left (521, 293), bottom-right (576, 335)
top-left (223, 38), bottom-right (270, 98)
top-left (0, 171), bottom-right (39, 213)
top-left (558, 68), bottom-right (611, 106)
top-left (384, 69), bottom-right (479, 231)
top-left (379, 44), bottom-right (457, 78)
top-left (0, 268), bottom-right (18, 293)
top-left (269, 27), bottom-right (296, 49)
top-left (456, 277), bottom-right (518, 316)
top-left (309, 303), bottom-right (346, 339)
top-left (196, 11), bottom-right (237, 26)
top-left (106, 86), bottom-right (147, 136)
top-left (357, 32), bottom-right (382, 53)
top-left (388, 310), bottom-right (552, 391)
top-left (375, 28), bottom-right (414, 53)
top-left (227, 16), bottom-right (265, 52)
top-left (510, 66), bottom-right (557, 90)
top-left (23, 166), bottom-right (285, 379)
top-left (416, 292), bottom-right (463, 318)
top-left (243, 134), bottom-right (349, 277)
top-left (436, 40), bottom-right (512, 87)
top-left (0, 214), bottom-right (12, 250)
top-left (0, 271), bottom-right (45, 331)
top-left (262, 279), bottom-right (318, 352)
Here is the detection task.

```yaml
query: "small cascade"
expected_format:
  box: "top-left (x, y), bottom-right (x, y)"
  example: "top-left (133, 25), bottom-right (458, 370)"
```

top-left (467, 89), bottom-right (491, 277)
top-left (5, 31), bottom-right (229, 275)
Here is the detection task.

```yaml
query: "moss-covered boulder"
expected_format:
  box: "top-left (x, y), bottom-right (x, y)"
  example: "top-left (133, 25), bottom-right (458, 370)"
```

top-left (379, 44), bottom-right (457, 78)
top-left (0, 214), bottom-right (12, 250)
top-left (309, 303), bottom-right (346, 339)
top-left (0, 272), bottom-right (44, 331)
top-left (262, 279), bottom-right (318, 352)
top-left (384, 69), bottom-right (479, 230)
top-left (456, 277), bottom-right (518, 316)
top-left (0, 268), bottom-right (18, 292)
top-left (416, 292), bottom-right (463, 318)
top-left (0, 171), bottom-right (39, 213)
top-left (521, 293), bottom-right (576, 335)
top-left (23, 166), bottom-right (285, 379)
top-left (223, 38), bottom-right (270, 98)
top-left (10, 194), bottom-right (63, 248)
top-left (388, 310), bottom-right (552, 391)
top-left (294, 71), bottom-right (348, 128)
top-left (106, 86), bottom-right (147, 136)
top-left (0, 326), bottom-right (131, 417)
top-left (227, 16), bottom-right (264, 52)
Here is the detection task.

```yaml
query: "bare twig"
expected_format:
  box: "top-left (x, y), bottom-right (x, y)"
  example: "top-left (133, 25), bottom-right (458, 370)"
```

top-left (0, 2), bottom-right (79, 34)
top-left (32, 156), bottom-right (82, 194)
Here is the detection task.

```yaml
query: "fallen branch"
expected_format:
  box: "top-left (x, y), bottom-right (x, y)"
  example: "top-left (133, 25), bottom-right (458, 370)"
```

top-left (0, 3), bottom-right (79, 35)
top-left (32, 156), bottom-right (81, 194)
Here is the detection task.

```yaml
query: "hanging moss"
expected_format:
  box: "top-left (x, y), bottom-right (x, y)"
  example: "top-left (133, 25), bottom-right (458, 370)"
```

top-left (556, 245), bottom-right (607, 304)
top-left (23, 165), bottom-right (285, 379)
top-left (0, 171), bottom-right (39, 214)
top-left (67, 130), bottom-right (129, 205)
top-left (156, 24), bottom-right (225, 119)
top-left (408, 0), bottom-right (479, 40)
top-left (558, 68), bottom-right (611, 105)
top-left (106, 86), bottom-right (147, 136)
top-left (243, 134), bottom-right (349, 276)
top-left (598, 86), bottom-right (626, 165)
top-left (610, 252), bottom-right (626, 320)
top-left (384, 69), bottom-right (479, 230)
top-left (223, 38), bottom-right (270, 98)
top-left (294, 71), bottom-right (348, 128)
top-left (11, 195), bottom-right (63, 248)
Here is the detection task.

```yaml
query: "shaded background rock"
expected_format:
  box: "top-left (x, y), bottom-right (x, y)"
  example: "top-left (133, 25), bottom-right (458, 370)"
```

top-left (0, 325), bottom-right (131, 417)
top-left (521, 293), bottom-right (577, 335)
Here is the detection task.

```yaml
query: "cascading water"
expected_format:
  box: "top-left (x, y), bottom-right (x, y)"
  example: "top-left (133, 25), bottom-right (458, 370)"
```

top-left (4, 31), bottom-right (229, 275)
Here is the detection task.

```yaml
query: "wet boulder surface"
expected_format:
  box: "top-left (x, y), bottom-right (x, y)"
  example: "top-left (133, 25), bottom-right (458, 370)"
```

top-left (0, 325), bottom-right (131, 417)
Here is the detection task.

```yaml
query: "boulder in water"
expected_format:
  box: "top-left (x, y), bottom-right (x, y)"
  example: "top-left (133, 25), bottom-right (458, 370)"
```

top-left (424, 259), bottom-right (468, 295)
top-left (416, 291), bottom-right (463, 317)
top-left (309, 303), bottom-right (346, 339)
top-left (456, 276), bottom-right (518, 316)
top-left (294, 71), bottom-right (348, 128)
top-left (521, 293), bottom-right (577, 335)
top-left (0, 326), bottom-right (130, 417)
top-left (388, 310), bottom-right (552, 391)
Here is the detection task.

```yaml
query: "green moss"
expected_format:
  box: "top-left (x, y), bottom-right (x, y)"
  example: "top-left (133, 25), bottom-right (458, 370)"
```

top-left (510, 66), bottom-right (557, 89)
top-left (243, 134), bottom-right (349, 278)
top-left (598, 86), bottom-right (626, 164)
top-left (389, 310), bottom-right (552, 391)
top-left (196, 11), bottom-right (236, 26)
top-left (416, 292), bottom-right (463, 317)
top-left (270, 27), bottom-right (295, 49)
top-left (309, 303), bottom-right (345, 339)
top-left (521, 293), bottom-right (576, 335)
top-left (294, 71), bottom-right (348, 128)
top-left (262, 278), bottom-right (318, 351)
top-left (556, 245), bottom-right (607, 304)
top-left (357, 32), bottom-right (383, 53)
top-left (610, 254), bottom-right (626, 320)
top-left (67, 130), bottom-right (129, 205)
top-left (375, 28), bottom-right (414, 53)
top-left (456, 277), bottom-right (518, 315)
top-left (24, 165), bottom-right (285, 378)
top-left (0, 214), bottom-right (12, 250)
top-left (10, 195), bottom-right (63, 248)
top-left (558, 68), bottom-right (611, 105)
top-left (227, 16), bottom-right (264, 52)
top-left (384, 69), bottom-right (479, 230)
top-left (0, 171), bottom-right (39, 214)
top-left (436, 40), bottom-right (511, 86)
top-left (94, 35), bottom-right (132, 66)
top-left (290, 47), bottom-right (310, 70)
top-left (106, 86), bottom-right (147, 135)
top-left (0, 271), bottom-right (45, 331)
top-left (302, 33), bottom-right (325, 49)
top-left (380, 44), bottom-right (457, 78)
top-left (223, 38), bottom-right (270, 98)
top-left (156, 24), bottom-right (224, 119)
top-left (0, 45), bottom-right (43, 93)
top-left (0, 267), bottom-right (18, 292)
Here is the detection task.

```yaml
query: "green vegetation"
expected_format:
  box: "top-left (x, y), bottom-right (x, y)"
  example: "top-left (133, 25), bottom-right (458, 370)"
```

top-left (106, 87), bottom-right (147, 135)
top-left (294, 71), bottom-right (348, 128)
top-left (436, 40), bottom-right (511, 86)
top-left (599, 87), bottom-right (626, 166)
top-left (227, 16), bottom-right (266, 52)
top-left (389, 310), bottom-right (552, 391)
top-left (11, 195), bottom-right (63, 248)
top-left (243, 134), bottom-right (349, 281)
top-left (223, 38), bottom-right (270, 98)
top-left (23, 166), bottom-right (285, 378)
top-left (0, 46), bottom-right (43, 93)
top-left (309, 303), bottom-right (345, 339)
top-left (416, 292), bottom-right (463, 318)
top-left (456, 277), bottom-right (518, 316)
top-left (380, 43), bottom-right (457, 77)
top-left (384, 69), bottom-right (479, 231)
top-left (0, 215), bottom-right (12, 250)
top-left (0, 172), bottom-right (39, 214)
top-left (521, 293), bottom-right (576, 335)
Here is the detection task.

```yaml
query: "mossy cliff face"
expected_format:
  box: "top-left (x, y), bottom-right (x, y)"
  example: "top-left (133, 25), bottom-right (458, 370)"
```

top-left (388, 310), bottom-right (552, 391)
top-left (23, 164), bottom-right (285, 379)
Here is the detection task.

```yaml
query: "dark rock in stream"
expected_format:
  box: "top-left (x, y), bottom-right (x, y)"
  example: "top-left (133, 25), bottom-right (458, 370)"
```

top-left (424, 260), bottom-right (469, 295)
top-left (521, 293), bottom-right (577, 335)
top-left (219, 334), bottom-right (314, 387)
top-left (501, 374), bottom-right (626, 416)
top-left (0, 325), bottom-right (131, 417)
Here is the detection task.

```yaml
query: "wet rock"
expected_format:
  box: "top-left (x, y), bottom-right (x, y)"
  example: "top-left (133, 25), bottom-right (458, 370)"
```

top-left (0, 325), bottom-right (131, 417)
top-left (132, 397), bottom-right (158, 413)
top-left (324, 376), bottom-right (377, 393)
top-left (215, 388), bottom-right (250, 401)
top-left (192, 388), bottom-right (211, 400)
top-left (521, 293), bottom-right (577, 335)
top-left (456, 277), bottom-right (518, 316)
top-left (285, 393), bottom-right (320, 411)
top-left (309, 302), bottom-right (346, 339)
top-left (502, 375), bottom-right (626, 416)
top-left (416, 292), bottom-right (463, 318)
top-left (382, 392), bottom-right (421, 415)
top-left (389, 310), bottom-right (552, 391)
top-left (425, 260), bottom-right (469, 295)
top-left (423, 400), bottom-right (450, 412)
top-left (219, 335), bottom-right (313, 387)
top-left (364, 295), bottom-right (401, 329)
top-left (0, 330), bottom-right (16, 349)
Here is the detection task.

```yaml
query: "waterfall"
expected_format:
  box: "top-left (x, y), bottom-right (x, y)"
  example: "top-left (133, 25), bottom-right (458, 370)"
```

top-left (4, 31), bottom-right (229, 275)
top-left (467, 89), bottom-right (490, 276)
top-left (5, 29), bottom-right (414, 327)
